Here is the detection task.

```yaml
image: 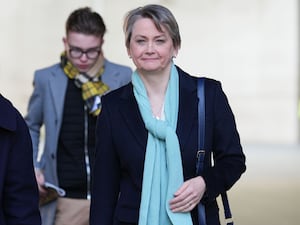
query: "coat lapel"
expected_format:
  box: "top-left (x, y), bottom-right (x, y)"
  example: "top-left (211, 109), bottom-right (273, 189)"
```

top-left (48, 67), bottom-right (68, 121)
top-left (119, 84), bottom-right (148, 148)
top-left (176, 67), bottom-right (198, 149)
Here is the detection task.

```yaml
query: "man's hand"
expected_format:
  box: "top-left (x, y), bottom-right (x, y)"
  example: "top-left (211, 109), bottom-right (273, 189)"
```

top-left (34, 168), bottom-right (47, 197)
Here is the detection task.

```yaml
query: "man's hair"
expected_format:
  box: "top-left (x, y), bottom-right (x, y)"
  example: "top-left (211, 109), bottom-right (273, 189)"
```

top-left (66, 7), bottom-right (106, 37)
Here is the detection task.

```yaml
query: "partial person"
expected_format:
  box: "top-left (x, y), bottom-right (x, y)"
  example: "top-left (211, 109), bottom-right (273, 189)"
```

top-left (90, 4), bottom-right (246, 225)
top-left (0, 94), bottom-right (41, 225)
top-left (25, 7), bottom-right (132, 225)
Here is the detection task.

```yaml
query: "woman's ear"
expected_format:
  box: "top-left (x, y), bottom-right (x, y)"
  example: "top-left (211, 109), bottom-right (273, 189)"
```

top-left (127, 48), bottom-right (132, 58)
top-left (173, 48), bottom-right (179, 58)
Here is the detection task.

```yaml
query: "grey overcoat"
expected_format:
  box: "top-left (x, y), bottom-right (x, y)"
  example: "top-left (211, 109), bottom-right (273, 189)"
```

top-left (25, 59), bottom-right (132, 225)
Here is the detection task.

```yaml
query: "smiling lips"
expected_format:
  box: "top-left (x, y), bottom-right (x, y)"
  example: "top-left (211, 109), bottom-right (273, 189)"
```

top-left (142, 57), bottom-right (158, 61)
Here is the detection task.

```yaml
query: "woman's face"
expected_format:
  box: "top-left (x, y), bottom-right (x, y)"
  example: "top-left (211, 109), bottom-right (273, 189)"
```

top-left (127, 18), bottom-right (178, 74)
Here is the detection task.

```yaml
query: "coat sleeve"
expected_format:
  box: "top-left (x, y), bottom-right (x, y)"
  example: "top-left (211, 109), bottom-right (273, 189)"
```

top-left (3, 105), bottom-right (41, 225)
top-left (202, 80), bottom-right (246, 202)
top-left (24, 71), bottom-right (45, 169)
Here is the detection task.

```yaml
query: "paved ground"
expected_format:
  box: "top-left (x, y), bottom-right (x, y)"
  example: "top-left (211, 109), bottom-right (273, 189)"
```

top-left (219, 144), bottom-right (300, 225)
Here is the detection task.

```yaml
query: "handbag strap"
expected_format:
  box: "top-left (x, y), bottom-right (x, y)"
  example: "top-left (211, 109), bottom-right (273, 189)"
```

top-left (196, 78), bottom-right (207, 225)
top-left (196, 78), bottom-right (205, 176)
top-left (196, 78), bottom-right (234, 225)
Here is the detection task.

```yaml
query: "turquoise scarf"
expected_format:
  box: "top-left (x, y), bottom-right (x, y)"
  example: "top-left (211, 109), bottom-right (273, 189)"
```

top-left (132, 63), bottom-right (193, 225)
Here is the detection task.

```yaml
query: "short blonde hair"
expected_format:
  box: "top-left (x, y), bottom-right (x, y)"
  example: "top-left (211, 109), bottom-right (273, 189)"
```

top-left (123, 4), bottom-right (181, 49)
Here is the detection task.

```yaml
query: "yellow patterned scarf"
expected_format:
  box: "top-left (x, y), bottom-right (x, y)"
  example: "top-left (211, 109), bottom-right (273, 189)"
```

top-left (60, 52), bottom-right (109, 116)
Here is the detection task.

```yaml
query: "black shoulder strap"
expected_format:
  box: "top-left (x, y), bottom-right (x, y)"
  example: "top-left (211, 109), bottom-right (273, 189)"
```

top-left (196, 78), bottom-right (207, 225)
top-left (197, 78), bottom-right (205, 154)
top-left (196, 77), bottom-right (205, 176)
top-left (196, 77), bottom-right (234, 225)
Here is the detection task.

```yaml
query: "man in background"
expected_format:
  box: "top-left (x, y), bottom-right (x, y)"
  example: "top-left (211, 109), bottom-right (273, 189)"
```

top-left (25, 7), bottom-right (132, 225)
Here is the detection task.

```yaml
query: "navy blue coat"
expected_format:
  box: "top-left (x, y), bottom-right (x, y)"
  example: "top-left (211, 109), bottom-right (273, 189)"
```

top-left (0, 95), bottom-right (41, 225)
top-left (90, 66), bottom-right (246, 225)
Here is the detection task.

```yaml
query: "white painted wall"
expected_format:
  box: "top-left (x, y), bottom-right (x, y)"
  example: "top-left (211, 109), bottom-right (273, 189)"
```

top-left (0, 0), bottom-right (298, 144)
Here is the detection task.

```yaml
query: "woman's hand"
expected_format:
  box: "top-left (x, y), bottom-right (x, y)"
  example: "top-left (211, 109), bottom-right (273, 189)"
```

top-left (169, 176), bottom-right (206, 212)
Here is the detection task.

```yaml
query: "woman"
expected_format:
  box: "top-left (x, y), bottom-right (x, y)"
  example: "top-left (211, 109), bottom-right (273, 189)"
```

top-left (90, 4), bottom-right (246, 225)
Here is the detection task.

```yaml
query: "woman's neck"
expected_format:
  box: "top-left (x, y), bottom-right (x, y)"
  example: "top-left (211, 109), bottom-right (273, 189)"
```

top-left (138, 67), bottom-right (170, 119)
top-left (138, 64), bottom-right (170, 93)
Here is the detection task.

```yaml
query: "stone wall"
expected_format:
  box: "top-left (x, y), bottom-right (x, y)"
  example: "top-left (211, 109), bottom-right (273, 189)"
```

top-left (0, 0), bottom-right (298, 144)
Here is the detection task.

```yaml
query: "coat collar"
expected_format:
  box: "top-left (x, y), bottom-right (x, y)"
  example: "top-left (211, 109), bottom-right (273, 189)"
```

top-left (176, 66), bottom-right (198, 148)
top-left (0, 95), bottom-right (16, 131)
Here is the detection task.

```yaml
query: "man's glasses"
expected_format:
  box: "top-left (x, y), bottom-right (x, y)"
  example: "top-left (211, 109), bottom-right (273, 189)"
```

top-left (68, 45), bottom-right (101, 59)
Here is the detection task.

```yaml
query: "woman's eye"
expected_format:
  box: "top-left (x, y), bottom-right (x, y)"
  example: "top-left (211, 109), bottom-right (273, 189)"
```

top-left (136, 39), bottom-right (146, 44)
top-left (156, 39), bottom-right (166, 44)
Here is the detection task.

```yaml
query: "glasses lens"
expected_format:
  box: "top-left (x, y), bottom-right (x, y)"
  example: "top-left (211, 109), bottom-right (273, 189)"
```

top-left (69, 46), bottom-right (100, 59)
top-left (69, 48), bottom-right (82, 59)
top-left (86, 49), bottom-right (100, 59)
